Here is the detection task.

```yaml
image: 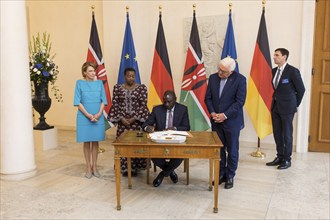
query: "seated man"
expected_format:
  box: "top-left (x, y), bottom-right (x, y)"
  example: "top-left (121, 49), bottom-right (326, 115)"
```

top-left (142, 90), bottom-right (190, 187)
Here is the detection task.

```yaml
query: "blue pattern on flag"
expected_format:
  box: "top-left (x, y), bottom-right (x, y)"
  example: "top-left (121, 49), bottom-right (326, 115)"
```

top-left (117, 13), bottom-right (141, 84)
top-left (221, 11), bottom-right (239, 73)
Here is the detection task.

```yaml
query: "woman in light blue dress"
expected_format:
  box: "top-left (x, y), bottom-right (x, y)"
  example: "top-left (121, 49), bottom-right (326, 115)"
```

top-left (74, 62), bottom-right (107, 179)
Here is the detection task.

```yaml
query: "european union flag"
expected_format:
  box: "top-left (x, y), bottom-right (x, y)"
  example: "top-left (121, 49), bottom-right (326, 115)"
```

top-left (117, 13), bottom-right (141, 84)
top-left (221, 10), bottom-right (239, 72)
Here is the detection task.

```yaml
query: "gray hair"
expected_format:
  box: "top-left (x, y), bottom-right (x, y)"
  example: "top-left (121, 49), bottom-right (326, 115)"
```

top-left (219, 57), bottom-right (236, 72)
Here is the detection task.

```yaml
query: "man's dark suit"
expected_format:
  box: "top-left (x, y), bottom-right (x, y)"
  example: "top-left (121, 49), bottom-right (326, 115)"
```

top-left (142, 102), bottom-right (190, 176)
top-left (205, 71), bottom-right (246, 179)
top-left (271, 64), bottom-right (305, 162)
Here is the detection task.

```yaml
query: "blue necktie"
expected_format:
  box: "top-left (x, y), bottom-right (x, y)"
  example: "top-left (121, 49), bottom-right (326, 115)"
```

top-left (219, 79), bottom-right (225, 98)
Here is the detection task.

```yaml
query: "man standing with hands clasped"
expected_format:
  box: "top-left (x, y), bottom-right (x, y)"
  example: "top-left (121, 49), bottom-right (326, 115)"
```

top-left (205, 57), bottom-right (246, 189)
top-left (142, 90), bottom-right (190, 187)
top-left (266, 48), bottom-right (305, 170)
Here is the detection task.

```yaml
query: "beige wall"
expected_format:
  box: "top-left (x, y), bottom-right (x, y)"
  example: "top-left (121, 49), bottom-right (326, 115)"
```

top-left (26, 0), bottom-right (104, 130)
top-left (26, 0), bottom-right (313, 145)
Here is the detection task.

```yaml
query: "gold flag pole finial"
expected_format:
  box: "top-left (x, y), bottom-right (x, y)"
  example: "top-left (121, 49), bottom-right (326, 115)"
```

top-left (229, 3), bottom-right (232, 13)
top-left (193, 4), bottom-right (196, 16)
top-left (91, 5), bottom-right (95, 15)
top-left (159, 5), bottom-right (162, 15)
top-left (262, 0), bottom-right (266, 10)
top-left (126, 6), bottom-right (129, 15)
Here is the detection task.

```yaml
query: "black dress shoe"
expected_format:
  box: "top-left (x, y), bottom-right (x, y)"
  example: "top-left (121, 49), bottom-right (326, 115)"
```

top-left (266, 157), bottom-right (283, 166)
top-left (277, 161), bottom-right (291, 170)
top-left (153, 171), bottom-right (164, 187)
top-left (212, 175), bottom-right (227, 185)
top-left (170, 171), bottom-right (178, 183)
top-left (224, 178), bottom-right (234, 189)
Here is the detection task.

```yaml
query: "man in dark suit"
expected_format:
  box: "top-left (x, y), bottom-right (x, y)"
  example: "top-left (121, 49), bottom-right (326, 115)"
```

top-left (266, 48), bottom-right (305, 169)
top-left (142, 90), bottom-right (190, 187)
top-left (205, 57), bottom-right (246, 189)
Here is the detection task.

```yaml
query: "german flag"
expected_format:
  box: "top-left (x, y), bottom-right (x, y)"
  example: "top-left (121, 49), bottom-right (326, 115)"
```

top-left (245, 7), bottom-right (273, 139)
top-left (147, 12), bottom-right (174, 111)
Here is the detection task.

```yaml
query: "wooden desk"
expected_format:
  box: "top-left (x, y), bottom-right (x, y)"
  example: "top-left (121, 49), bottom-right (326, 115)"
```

top-left (112, 131), bottom-right (222, 213)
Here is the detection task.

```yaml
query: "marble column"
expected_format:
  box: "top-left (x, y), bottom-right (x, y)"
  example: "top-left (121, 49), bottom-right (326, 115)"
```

top-left (296, 0), bottom-right (315, 153)
top-left (0, 0), bottom-right (36, 180)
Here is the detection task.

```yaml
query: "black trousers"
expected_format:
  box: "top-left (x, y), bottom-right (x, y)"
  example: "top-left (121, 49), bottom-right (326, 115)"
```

top-left (271, 110), bottom-right (294, 162)
top-left (152, 158), bottom-right (183, 177)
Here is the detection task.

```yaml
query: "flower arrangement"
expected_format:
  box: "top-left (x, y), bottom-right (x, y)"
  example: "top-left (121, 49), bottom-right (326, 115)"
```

top-left (29, 32), bottom-right (62, 102)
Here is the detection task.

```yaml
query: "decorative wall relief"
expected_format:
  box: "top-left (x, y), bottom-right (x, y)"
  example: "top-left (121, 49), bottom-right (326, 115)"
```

top-left (184, 15), bottom-right (228, 77)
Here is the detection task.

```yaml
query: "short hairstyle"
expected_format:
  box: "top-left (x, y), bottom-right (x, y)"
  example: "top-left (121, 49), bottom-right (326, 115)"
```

top-left (219, 57), bottom-right (236, 72)
top-left (81, 62), bottom-right (97, 78)
top-left (163, 90), bottom-right (176, 100)
top-left (275, 48), bottom-right (289, 60)
top-left (124, 67), bottom-right (136, 76)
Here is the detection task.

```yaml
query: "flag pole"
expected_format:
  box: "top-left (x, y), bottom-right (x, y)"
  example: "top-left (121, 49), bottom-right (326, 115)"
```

top-left (250, 137), bottom-right (265, 158)
top-left (91, 5), bottom-right (105, 154)
top-left (250, 0), bottom-right (267, 158)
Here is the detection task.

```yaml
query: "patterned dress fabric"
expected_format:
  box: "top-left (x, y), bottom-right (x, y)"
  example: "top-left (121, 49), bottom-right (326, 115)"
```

top-left (109, 84), bottom-right (149, 173)
top-left (74, 80), bottom-right (107, 142)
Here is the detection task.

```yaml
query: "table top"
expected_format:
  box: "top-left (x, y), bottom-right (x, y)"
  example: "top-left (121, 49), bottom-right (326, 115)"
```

top-left (112, 131), bottom-right (222, 148)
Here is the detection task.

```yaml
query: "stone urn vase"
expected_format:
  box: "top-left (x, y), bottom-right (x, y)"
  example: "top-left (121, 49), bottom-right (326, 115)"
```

top-left (32, 81), bottom-right (54, 130)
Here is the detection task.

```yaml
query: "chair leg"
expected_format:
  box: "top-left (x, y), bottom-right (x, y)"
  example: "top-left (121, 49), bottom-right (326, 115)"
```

top-left (153, 161), bottom-right (157, 172)
top-left (183, 159), bottom-right (188, 172)
top-left (184, 159), bottom-right (189, 185)
top-left (146, 158), bottom-right (150, 184)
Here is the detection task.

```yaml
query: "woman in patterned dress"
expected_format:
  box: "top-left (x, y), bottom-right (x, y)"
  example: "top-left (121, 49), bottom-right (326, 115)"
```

top-left (108, 67), bottom-right (149, 176)
top-left (74, 62), bottom-right (107, 179)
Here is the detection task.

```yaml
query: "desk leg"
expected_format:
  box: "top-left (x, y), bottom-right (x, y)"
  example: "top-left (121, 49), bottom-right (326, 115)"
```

top-left (213, 158), bottom-right (220, 213)
top-left (115, 158), bottom-right (121, 210)
top-left (127, 158), bottom-right (132, 189)
top-left (209, 159), bottom-right (213, 191)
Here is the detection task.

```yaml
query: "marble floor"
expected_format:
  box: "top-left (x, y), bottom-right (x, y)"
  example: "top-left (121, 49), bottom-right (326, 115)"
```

top-left (1, 129), bottom-right (329, 220)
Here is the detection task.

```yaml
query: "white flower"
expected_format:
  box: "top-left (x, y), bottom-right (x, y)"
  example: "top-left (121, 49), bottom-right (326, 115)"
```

top-left (49, 71), bottom-right (53, 75)
top-left (37, 71), bottom-right (41, 75)
top-left (33, 68), bottom-right (38, 72)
